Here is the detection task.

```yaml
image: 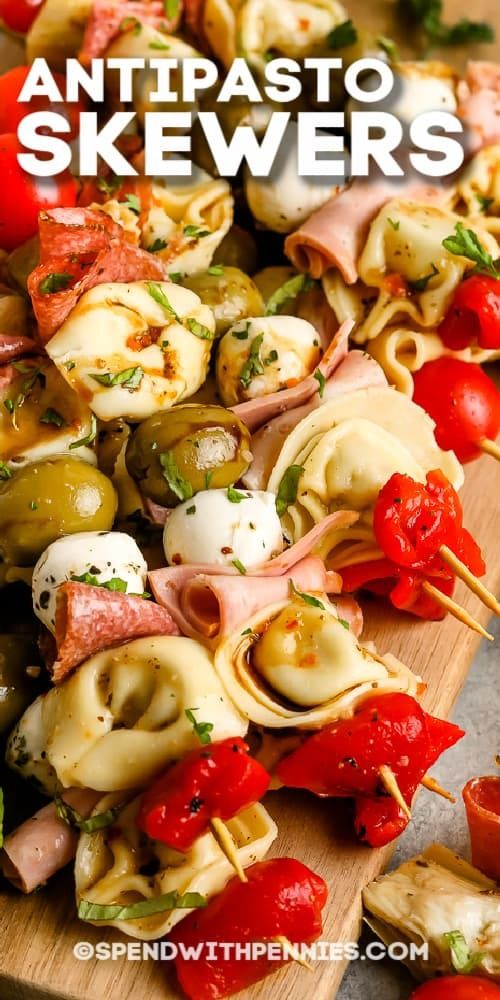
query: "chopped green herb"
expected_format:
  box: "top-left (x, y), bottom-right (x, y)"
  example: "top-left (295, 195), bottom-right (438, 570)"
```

top-left (55, 797), bottom-right (123, 833)
top-left (240, 333), bottom-right (265, 389)
top-left (185, 317), bottom-right (216, 341)
top-left (265, 274), bottom-right (315, 316)
top-left (121, 193), bottom-right (141, 215)
top-left (91, 366), bottom-right (144, 391)
top-left (405, 0), bottom-right (494, 50)
top-left (264, 349), bottom-right (278, 365)
top-left (65, 360), bottom-right (76, 372)
top-left (338, 618), bottom-right (350, 630)
top-left (205, 471), bottom-right (213, 489)
top-left (387, 218), bottom-right (400, 230)
top-left (168, 272), bottom-right (183, 283)
top-left (442, 222), bottom-right (500, 279)
top-left (164, 0), bottom-right (180, 18)
top-left (160, 451), bottom-right (193, 502)
top-left (149, 38), bottom-right (170, 49)
top-left (183, 225), bottom-right (210, 238)
top-left (40, 408), bottom-right (66, 428)
top-left (241, 628), bottom-right (253, 636)
top-left (232, 326), bottom-right (250, 340)
top-left (208, 265), bottom-right (224, 276)
top-left (326, 18), bottom-right (358, 48)
top-left (148, 238), bottom-right (168, 253)
top-left (409, 263), bottom-right (439, 292)
top-left (275, 464), bottom-right (304, 517)
top-left (29, 501), bottom-right (38, 510)
top-left (475, 194), bottom-right (495, 213)
top-left (6, 364), bottom-right (46, 428)
top-left (71, 573), bottom-right (128, 594)
top-left (119, 15), bottom-right (142, 34)
top-left (314, 369), bottom-right (326, 398)
top-left (185, 708), bottom-right (213, 745)
top-left (377, 35), bottom-right (399, 60)
top-left (96, 175), bottom-right (122, 196)
top-left (290, 580), bottom-right (325, 610)
top-left (70, 415), bottom-right (97, 450)
top-left (148, 281), bottom-right (181, 321)
top-left (4, 399), bottom-right (14, 415)
top-left (232, 559), bottom-right (247, 575)
top-left (443, 930), bottom-right (485, 974)
top-left (78, 890), bottom-right (206, 922)
top-left (39, 272), bottom-right (72, 295)
top-left (186, 505), bottom-right (196, 515)
top-left (227, 486), bottom-right (248, 503)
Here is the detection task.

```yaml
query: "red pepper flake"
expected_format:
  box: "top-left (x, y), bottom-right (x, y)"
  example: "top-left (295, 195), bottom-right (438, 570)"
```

top-left (383, 273), bottom-right (409, 298)
top-left (298, 17), bottom-right (310, 29)
top-left (221, 546), bottom-right (233, 555)
top-left (171, 553), bottom-right (182, 565)
top-left (285, 617), bottom-right (300, 631)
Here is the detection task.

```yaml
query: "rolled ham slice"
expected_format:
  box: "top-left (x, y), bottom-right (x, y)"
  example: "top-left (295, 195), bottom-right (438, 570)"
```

top-left (28, 208), bottom-right (164, 342)
top-left (79, 1), bottom-right (177, 63)
top-left (51, 582), bottom-right (180, 682)
top-left (149, 511), bottom-right (360, 642)
top-left (1, 789), bottom-right (101, 893)
top-left (463, 776), bottom-right (500, 881)
top-left (0, 334), bottom-right (38, 363)
top-left (230, 318), bottom-right (353, 433)
top-left (243, 349), bottom-right (388, 491)
top-left (458, 62), bottom-right (500, 153)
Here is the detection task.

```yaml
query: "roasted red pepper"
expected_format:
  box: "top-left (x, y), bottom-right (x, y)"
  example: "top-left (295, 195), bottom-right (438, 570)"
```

top-left (373, 471), bottom-right (484, 576)
top-left (340, 557), bottom-right (455, 621)
top-left (137, 738), bottom-right (270, 852)
top-left (277, 694), bottom-right (464, 848)
top-left (439, 274), bottom-right (500, 351)
top-left (169, 858), bottom-right (327, 1000)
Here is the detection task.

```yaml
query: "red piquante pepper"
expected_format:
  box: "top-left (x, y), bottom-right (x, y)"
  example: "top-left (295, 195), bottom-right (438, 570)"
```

top-left (410, 977), bottom-right (500, 1000)
top-left (463, 775), bottom-right (500, 881)
top-left (168, 858), bottom-right (327, 1000)
top-left (439, 274), bottom-right (500, 351)
top-left (340, 557), bottom-right (455, 621)
top-left (276, 694), bottom-right (464, 848)
top-left (137, 738), bottom-right (270, 852)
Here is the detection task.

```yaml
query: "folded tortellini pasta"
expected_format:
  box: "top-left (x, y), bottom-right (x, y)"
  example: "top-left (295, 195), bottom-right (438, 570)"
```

top-left (0, 358), bottom-right (96, 469)
top-left (363, 844), bottom-right (500, 981)
top-left (324, 200), bottom-right (500, 344)
top-left (7, 636), bottom-right (247, 793)
top-left (214, 596), bottom-right (421, 728)
top-left (203, 0), bottom-right (347, 73)
top-left (75, 798), bottom-right (277, 940)
top-left (46, 281), bottom-right (215, 422)
top-left (266, 385), bottom-right (463, 548)
top-left (450, 144), bottom-right (500, 234)
top-left (26, 0), bottom-right (92, 67)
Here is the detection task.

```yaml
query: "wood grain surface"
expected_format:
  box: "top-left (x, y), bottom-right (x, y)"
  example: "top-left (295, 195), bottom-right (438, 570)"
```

top-left (1, 0), bottom-right (500, 998)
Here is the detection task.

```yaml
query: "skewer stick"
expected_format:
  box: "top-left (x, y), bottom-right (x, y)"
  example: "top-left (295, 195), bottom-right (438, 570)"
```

top-left (378, 765), bottom-right (411, 820)
top-left (421, 775), bottom-right (456, 803)
top-left (209, 817), bottom-right (248, 883)
top-left (273, 936), bottom-right (313, 971)
top-left (421, 581), bottom-right (494, 641)
top-left (480, 438), bottom-right (500, 461)
top-left (439, 544), bottom-right (500, 617)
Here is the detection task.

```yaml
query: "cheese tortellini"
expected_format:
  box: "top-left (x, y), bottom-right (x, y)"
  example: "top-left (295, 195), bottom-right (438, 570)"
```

top-left (75, 797), bottom-right (277, 940)
top-left (215, 597), bottom-right (421, 728)
top-left (266, 385), bottom-right (463, 551)
top-left (347, 61), bottom-right (458, 129)
top-left (364, 844), bottom-right (500, 981)
top-left (203, 0), bottom-right (347, 73)
top-left (46, 281), bottom-right (215, 422)
top-left (450, 143), bottom-right (500, 235)
top-left (7, 636), bottom-right (247, 793)
top-left (366, 326), bottom-right (499, 395)
top-left (0, 358), bottom-right (96, 469)
top-left (216, 316), bottom-right (321, 406)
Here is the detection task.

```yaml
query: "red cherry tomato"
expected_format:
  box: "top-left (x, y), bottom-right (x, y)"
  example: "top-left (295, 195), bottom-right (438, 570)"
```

top-left (0, 134), bottom-right (77, 251)
top-left (0, 0), bottom-right (45, 33)
top-left (410, 976), bottom-right (500, 1000)
top-left (439, 275), bottom-right (500, 350)
top-left (413, 358), bottom-right (500, 463)
top-left (0, 67), bottom-right (84, 142)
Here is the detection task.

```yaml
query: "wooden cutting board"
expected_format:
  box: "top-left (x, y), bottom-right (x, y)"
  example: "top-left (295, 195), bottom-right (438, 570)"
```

top-left (1, 0), bottom-right (500, 998)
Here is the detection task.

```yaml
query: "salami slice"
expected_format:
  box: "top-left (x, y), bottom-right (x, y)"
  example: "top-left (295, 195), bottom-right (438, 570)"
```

top-left (80, 0), bottom-right (180, 63)
top-left (0, 333), bottom-right (38, 363)
top-left (28, 208), bottom-right (164, 342)
top-left (51, 582), bottom-right (180, 682)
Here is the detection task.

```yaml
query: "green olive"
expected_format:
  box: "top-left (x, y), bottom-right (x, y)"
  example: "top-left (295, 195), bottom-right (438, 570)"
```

top-left (126, 404), bottom-right (252, 505)
top-left (0, 457), bottom-right (117, 567)
top-left (7, 237), bottom-right (40, 294)
top-left (0, 634), bottom-right (42, 734)
top-left (212, 226), bottom-right (259, 275)
top-left (183, 267), bottom-right (264, 338)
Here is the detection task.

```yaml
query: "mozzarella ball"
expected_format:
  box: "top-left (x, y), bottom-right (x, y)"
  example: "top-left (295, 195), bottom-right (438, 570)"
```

top-left (347, 61), bottom-right (457, 128)
top-left (252, 599), bottom-right (386, 707)
top-left (32, 531), bottom-right (148, 633)
top-left (46, 281), bottom-right (215, 422)
top-left (163, 489), bottom-right (284, 568)
top-left (216, 316), bottom-right (321, 407)
top-left (245, 122), bottom-right (345, 233)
